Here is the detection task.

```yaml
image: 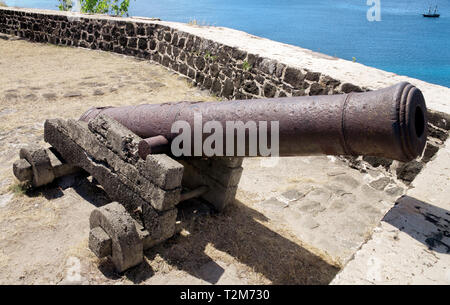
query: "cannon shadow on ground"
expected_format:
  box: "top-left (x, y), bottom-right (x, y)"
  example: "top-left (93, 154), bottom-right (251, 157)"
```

top-left (383, 195), bottom-right (450, 255)
top-left (139, 199), bottom-right (340, 285)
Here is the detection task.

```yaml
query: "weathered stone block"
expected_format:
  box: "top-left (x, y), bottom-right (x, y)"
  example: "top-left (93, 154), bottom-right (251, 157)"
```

top-left (340, 83), bottom-right (363, 93)
top-left (90, 202), bottom-right (143, 272)
top-left (180, 161), bottom-right (239, 211)
top-left (89, 226), bottom-right (112, 258)
top-left (13, 158), bottom-right (33, 182)
top-left (362, 155), bottom-right (393, 168)
top-left (139, 154), bottom-right (184, 191)
top-left (263, 82), bottom-right (277, 98)
top-left (44, 119), bottom-right (180, 211)
top-left (87, 114), bottom-right (141, 163)
top-left (396, 161), bottom-right (424, 183)
top-left (305, 71), bottom-right (321, 82)
top-left (183, 158), bottom-right (243, 188)
top-left (284, 67), bottom-right (305, 88)
top-left (141, 203), bottom-right (177, 249)
top-left (309, 83), bottom-right (328, 96)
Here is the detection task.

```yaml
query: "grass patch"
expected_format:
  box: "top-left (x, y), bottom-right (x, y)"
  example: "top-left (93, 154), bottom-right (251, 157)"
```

top-left (242, 60), bottom-right (252, 71)
top-left (204, 51), bottom-right (217, 62)
top-left (8, 182), bottom-right (31, 197)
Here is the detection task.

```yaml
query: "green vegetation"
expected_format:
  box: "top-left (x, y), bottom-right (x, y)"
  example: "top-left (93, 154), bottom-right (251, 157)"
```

top-left (58, 0), bottom-right (73, 11)
top-left (8, 182), bottom-right (30, 197)
top-left (242, 60), bottom-right (252, 71)
top-left (187, 19), bottom-right (198, 26)
top-left (187, 19), bottom-right (212, 27)
top-left (204, 51), bottom-right (217, 62)
top-left (58, 0), bottom-right (132, 16)
top-left (352, 56), bottom-right (357, 63)
top-left (0, 1), bottom-right (7, 7)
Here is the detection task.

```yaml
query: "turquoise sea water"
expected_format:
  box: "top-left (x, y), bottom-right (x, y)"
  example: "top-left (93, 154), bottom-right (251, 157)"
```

top-left (4, 0), bottom-right (450, 87)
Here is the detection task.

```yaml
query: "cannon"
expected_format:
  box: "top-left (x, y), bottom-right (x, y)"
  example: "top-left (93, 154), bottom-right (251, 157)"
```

top-left (80, 82), bottom-right (427, 162)
top-left (12, 82), bottom-right (428, 272)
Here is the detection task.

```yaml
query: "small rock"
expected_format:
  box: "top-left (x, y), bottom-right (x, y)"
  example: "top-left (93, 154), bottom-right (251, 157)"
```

top-left (0, 193), bottom-right (13, 208)
top-left (93, 89), bottom-right (104, 96)
top-left (305, 71), bottom-right (321, 82)
top-left (332, 174), bottom-right (360, 188)
top-left (396, 161), bottom-right (424, 183)
top-left (23, 93), bottom-right (38, 101)
top-left (421, 142), bottom-right (440, 163)
top-left (63, 91), bottom-right (82, 98)
top-left (146, 81), bottom-right (165, 90)
top-left (169, 244), bottom-right (189, 261)
top-left (281, 189), bottom-right (305, 201)
top-left (363, 156), bottom-right (393, 168)
top-left (3, 93), bottom-right (18, 101)
top-left (385, 185), bottom-right (404, 197)
top-left (327, 171), bottom-right (346, 177)
top-left (61, 257), bottom-right (84, 284)
top-left (369, 177), bottom-right (391, 190)
top-left (297, 200), bottom-right (325, 215)
top-left (329, 199), bottom-right (347, 212)
top-left (42, 93), bottom-right (57, 100)
top-left (300, 216), bottom-right (320, 230)
top-left (340, 83), bottom-right (363, 93)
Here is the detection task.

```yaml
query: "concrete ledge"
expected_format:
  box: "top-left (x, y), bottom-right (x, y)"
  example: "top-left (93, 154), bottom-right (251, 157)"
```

top-left (331, 139), bottom-right (450, 284)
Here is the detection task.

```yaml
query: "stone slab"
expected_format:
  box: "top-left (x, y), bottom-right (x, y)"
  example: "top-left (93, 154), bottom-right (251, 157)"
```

top-left (141, 154), bottom-right (184, 191)
top-left (88, 114), bottom-right (142, 164)
top-left (89, 115), bottom-right (184, 191)
top-left (89, 226), bottom-right (112, 259)
top-left (183, 158), bottom-right (244, 188)
top-left (141, 204), bottom-right (177, 249)
top-left (180, 160), bottom-right (239, 212)
top-left (44, 118), bottom-right (147, 213)
top-left (90, 202), bottom-right (143, 272)
top-left (331, 139), bottom-right (450, 284)
top-left (45, 118), bottom-right (179, 211)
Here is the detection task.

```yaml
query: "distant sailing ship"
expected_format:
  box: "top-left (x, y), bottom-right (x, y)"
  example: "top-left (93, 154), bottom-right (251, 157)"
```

top-left (423, 5), bottom-right (440, 18)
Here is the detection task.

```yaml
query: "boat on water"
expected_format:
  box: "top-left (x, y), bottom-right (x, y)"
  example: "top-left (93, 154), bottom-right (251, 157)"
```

top-left (423, 5), bottom-right (440, 17)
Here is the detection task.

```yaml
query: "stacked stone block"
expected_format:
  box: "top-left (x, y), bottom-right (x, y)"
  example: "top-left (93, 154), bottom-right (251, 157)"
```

top-left (180, 157), bottom-right (244, 212)
top-left (40, 113), bottom-right (245, 271)
top-left (44, 115), bottom-right (181, 247)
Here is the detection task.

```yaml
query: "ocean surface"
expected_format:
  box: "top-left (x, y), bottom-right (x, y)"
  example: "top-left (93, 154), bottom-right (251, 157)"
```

top-left (4, 0), bottom-right (450, 87)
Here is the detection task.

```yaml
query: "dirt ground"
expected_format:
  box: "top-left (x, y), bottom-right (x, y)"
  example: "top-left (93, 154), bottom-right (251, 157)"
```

top-left (0, 35), bottom-right (403, 285)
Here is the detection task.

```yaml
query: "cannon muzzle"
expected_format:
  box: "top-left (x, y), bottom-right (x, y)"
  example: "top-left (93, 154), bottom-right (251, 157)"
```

top-left (80, 82), bottom-right (427, 162)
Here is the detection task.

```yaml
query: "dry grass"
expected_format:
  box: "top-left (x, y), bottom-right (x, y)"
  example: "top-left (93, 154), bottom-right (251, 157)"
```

top-left (7, 182), bottom-right (31, 197)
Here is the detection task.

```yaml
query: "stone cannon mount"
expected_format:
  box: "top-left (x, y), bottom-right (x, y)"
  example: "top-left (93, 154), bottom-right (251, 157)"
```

top-left (13, 115), bottom-right (243, 272)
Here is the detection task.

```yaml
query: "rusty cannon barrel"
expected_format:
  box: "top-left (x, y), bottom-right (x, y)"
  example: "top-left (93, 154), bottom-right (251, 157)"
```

top-left (80, 82), bottom-right (427, 162)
